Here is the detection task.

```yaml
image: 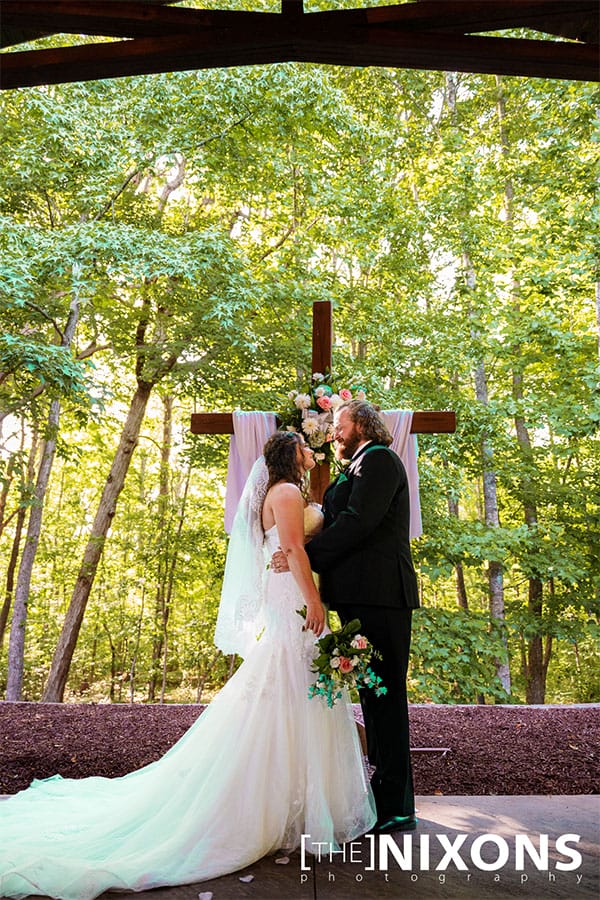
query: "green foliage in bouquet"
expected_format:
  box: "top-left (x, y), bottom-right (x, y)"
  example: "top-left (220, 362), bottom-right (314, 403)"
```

top-left (298, 607), bottom-right (386, 707)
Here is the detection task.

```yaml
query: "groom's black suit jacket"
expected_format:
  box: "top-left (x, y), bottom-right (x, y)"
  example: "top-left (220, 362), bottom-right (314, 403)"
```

top-left (306, 443), bottom-right (419, 610)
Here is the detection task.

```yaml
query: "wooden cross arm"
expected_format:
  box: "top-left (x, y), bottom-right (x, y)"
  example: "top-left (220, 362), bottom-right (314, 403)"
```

top-left (190, 410), bottom-right (456, 434)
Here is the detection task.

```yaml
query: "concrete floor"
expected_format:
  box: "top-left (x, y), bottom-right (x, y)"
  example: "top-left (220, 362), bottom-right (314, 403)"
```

top-left (101, 795), bottom-right (599, 900)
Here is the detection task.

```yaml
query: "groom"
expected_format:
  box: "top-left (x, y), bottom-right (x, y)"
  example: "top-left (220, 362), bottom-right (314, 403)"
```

top-left (274, 399), bottom-right (419, 833)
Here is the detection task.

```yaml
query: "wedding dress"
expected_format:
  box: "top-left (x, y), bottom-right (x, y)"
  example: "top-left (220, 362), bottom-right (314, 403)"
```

top-left (0, 504), bottom-right (376, 900)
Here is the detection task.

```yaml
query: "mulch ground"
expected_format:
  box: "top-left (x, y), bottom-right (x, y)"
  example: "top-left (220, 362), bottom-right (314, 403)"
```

top-left (0, 702), bottom-right (598, 797)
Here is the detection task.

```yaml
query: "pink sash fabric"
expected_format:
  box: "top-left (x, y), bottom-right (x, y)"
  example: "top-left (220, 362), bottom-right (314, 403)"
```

top-left (381, 410), bottom-right (422, 539)
top-left (224, 411), bottom-right (277, 533)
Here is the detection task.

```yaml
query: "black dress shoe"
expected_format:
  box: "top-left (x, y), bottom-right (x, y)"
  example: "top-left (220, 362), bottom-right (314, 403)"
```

top-left (374, 814), bottom-right (418, 834)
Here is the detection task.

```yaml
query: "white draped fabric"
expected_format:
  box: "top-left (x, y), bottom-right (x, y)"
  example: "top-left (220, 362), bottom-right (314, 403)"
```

top-left (381, 410), bottom-right (422, 539)
top-left (222, 408), bottom-right (421, 538)
top-left (223, 411), bottom-right (277, 533)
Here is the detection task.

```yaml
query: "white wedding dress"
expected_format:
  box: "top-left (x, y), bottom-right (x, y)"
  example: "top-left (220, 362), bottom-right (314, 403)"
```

top-left (0, 506), bottom-right (376, 900)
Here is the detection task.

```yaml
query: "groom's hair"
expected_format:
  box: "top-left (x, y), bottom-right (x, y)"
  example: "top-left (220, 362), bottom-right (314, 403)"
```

top-left (340, 400), bottom-right (393, 447)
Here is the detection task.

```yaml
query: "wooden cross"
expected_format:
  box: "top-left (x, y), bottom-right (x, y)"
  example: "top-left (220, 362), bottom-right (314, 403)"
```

top-left (190, 301), bottom-right (456, 501)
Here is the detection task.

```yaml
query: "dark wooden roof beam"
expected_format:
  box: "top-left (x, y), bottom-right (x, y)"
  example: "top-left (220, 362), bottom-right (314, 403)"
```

top-left (310, 29), bottom-right (598, 82)
top-left (3, 1), bottom-right (597, 45)
top-left (3, 22), bottom-right (597, 91)
top-left (351, 1), bottom-right (599, 42)
top-left (0, 2), bottom-right (277, 45)
top-left (1, 1), bottom-right (597, 89)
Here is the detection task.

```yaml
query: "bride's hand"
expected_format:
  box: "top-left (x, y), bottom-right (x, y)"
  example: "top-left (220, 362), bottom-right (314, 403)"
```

top-left (270, 549), bottom-right (289, 574)
top-left (305, 599), bottom-right (325, 637)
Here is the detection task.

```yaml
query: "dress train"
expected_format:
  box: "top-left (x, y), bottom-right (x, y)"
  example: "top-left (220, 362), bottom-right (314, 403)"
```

top-left (0, 522), bottom-right (375, 899)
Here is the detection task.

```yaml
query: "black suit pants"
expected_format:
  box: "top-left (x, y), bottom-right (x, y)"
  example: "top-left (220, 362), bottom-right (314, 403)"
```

top-left (337, 604), bottom-right (414, 819)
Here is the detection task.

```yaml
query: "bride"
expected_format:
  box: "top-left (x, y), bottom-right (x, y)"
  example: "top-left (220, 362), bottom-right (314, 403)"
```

top-left (0, 431), bottom-right (376, 900)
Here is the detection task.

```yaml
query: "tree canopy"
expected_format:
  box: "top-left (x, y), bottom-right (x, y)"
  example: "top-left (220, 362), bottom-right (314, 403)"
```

top-left (0, 59), bottom-right (598, 705)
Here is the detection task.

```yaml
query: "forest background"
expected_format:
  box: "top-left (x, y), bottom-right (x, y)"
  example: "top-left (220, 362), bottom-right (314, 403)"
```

top-left (1, 18), bottom-right (598, 708)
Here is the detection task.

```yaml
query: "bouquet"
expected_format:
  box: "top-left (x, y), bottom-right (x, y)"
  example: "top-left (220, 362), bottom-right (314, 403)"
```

top-left (279, 372), bottom-right (366, 465)
top-left (298, 608), bottom-right (387, 707)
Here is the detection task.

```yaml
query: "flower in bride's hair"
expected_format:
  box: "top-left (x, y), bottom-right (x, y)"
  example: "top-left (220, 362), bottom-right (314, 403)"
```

top-left (355, 389), bottom-right (366, 400)
top-left (339, 388), bottom-right (352, 401)
top-left (294, 393), bottom-right (311, 409)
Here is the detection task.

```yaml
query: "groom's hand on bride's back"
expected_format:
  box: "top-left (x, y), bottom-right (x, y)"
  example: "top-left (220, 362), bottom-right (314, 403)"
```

top-left (270, 548), bottom-right (290, 573)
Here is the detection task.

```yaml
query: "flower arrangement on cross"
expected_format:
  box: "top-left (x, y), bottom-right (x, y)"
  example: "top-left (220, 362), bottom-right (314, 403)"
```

top-left (279, 372), bottom-right (366, 465)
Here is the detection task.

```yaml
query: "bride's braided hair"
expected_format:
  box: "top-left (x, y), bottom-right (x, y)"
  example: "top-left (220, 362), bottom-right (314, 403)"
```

top-left (263, 431), bottom-right (307, 494)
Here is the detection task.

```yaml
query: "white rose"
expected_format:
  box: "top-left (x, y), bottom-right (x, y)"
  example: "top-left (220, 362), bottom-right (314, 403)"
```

top-left (330, 657), bottom-right (341, 668)
top-left (314, 386), bottom-right (326, 397)
top-left (294, 393), bottom-right (311, 409)
top-left (312, 372), bottom-right (325, 382)
top-left (287, 390), bottom-right (298, 400)
top-left (329, 393), bottom-right (343, 409)
top-left (352, 656), bottom-right (360, 666)
top-left (314, 452), bottom-right (326, 463)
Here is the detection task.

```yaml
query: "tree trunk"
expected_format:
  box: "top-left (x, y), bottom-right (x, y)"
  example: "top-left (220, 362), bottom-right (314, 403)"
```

top-left (0, 451), bottom-right (16, 541)
top-left (149, 395), bottom-right (173, 702)
top-left (42, 380), bottom-right (153, 702)
top-left (6, 293), bottom-right (79, 701)
top-left (596, 281), bottom-right (600, 358)
top-left (514, 368), bottom-right (548, 703)
top-left (0, 428), bottom-right (39, 651)
top-left (445, 72), bottom-right (510, 693)
top-left (496, 75), bottom-right (548, 703)
top-left (464, 252), bottom-right (511, 695)
top-left (129, 581), bottom-right (146, 704)
top-left (447, 494), bottom-right (469, 610)
top-left (160, 455), bottom-right (191, 704)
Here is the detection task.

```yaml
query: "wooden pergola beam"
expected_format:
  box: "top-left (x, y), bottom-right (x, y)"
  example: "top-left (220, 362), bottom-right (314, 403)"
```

top-left (2, 1), bottom-right (595, 43)
top-left (1, 1), bottom-right (597, 89)
top-left (0, 2), bottom-right (275, 42)
top-left (190, 410), bottom-right (457, 436)
top-left (3, 30), bottom-right (596, 90)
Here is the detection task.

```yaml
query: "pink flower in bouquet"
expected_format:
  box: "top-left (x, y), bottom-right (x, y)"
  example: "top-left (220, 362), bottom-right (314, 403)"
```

top-left (339, 388), bottom-right (352, 401)
top-left (338, 656), bottom-right (355, 674)
top-left (350, 635), bottom-right (368, 650)
top-left (316, 395), bottom-right (332, 411)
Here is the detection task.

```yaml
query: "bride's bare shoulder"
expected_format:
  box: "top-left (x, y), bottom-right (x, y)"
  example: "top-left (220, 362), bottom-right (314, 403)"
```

top-left (268, 481), bottom-right (303, 501)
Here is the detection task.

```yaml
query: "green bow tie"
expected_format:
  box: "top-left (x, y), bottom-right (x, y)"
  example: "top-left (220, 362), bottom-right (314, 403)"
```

top-left (336, 472), bottom-right (349, 485)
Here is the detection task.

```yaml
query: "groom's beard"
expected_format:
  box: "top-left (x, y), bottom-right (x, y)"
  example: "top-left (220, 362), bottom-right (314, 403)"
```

top-left (336, 427), bottom-right (362, 460)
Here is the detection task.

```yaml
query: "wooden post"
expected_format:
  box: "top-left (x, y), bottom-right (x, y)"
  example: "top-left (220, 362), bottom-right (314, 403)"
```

top-left (310, 302), bottom-right (334, 501)
top-left (190, 300), bottom-right (456, 502)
